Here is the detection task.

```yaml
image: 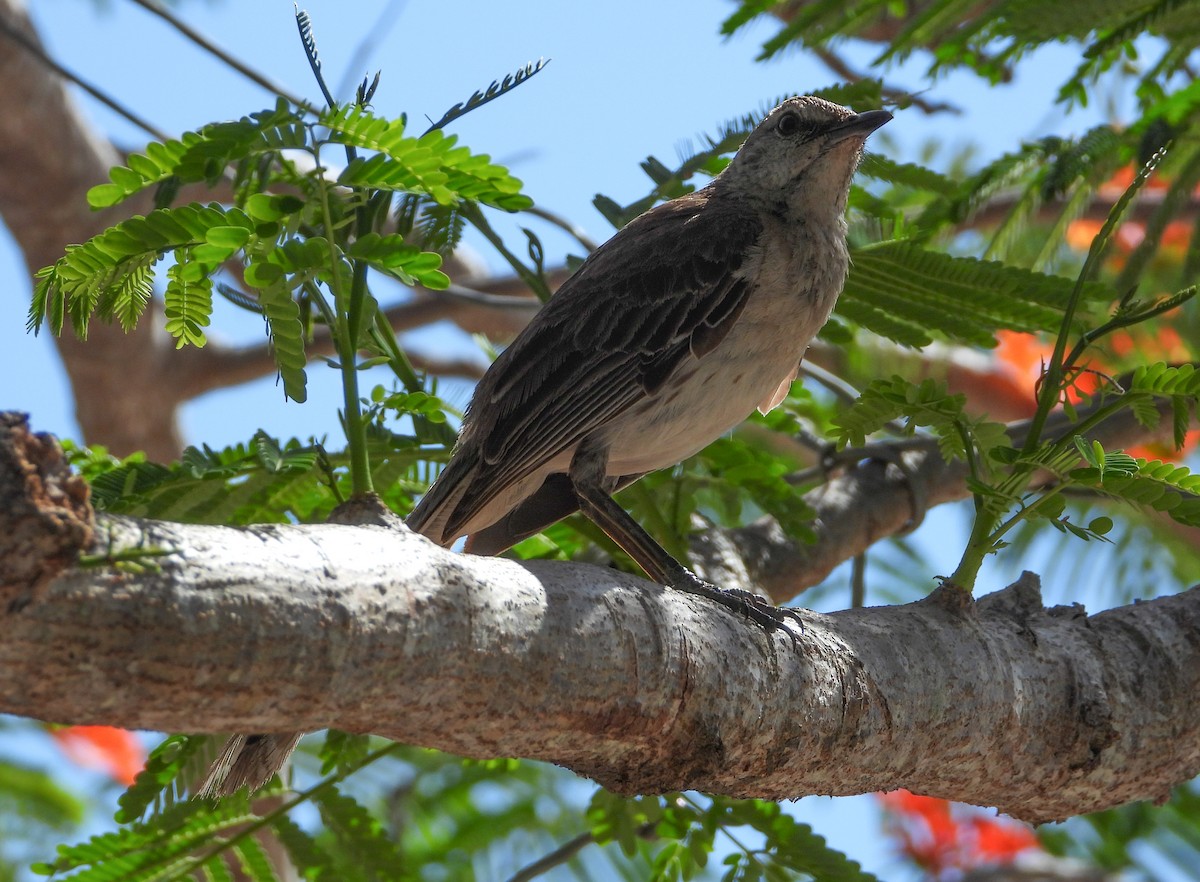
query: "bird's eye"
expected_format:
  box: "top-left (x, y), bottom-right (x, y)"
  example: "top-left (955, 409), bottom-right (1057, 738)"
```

top-left (776, 112), bottom-right (805, 137)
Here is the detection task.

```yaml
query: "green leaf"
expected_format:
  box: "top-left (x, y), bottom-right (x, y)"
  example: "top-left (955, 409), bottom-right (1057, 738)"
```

top-left (256, 278), bottom-right (309, 402)
top-left (319, 731), bottom-right (373, 776)
top-left (163, 262), bottom-right (214, 348)
top-left (0, 763), bottom-right (84, 831)
top-left (1074, 457), bottom-right (1200, 527)
top-left (204, 225), bottom-right (252, 250)
top-left (313, 787), bottom-right (407, 878)
top-left (721, 798), bottom-right (880, 881)
top-left (858, 154), bottom-right (957, 194)
top-left (86, 102), bottom-right (309, 208)
top-left (1131, 362), bottom-right (1200, 397)
top-left (324, 106), bottom-right (532, 210)
top-left (272, 814), bottom-right (339, 881)
top-left (589, 791), bottom-right (665, 856)
top-left (346, 233), bottom-right (450, 288)
top-left (115, 735), bottom-right (207, 824)
top-left (29, 203), bottom-right (254, 338)
top-left (832, 376), bottom-right (964, 446)
top-left (841, 242), bottom-right (1112, 348)
top-left (244, 193), bottom-right (305, 223)
top-left (422, 58), bottom-right (550, 132)
top-left (36, 796), bottom-right (259, 881)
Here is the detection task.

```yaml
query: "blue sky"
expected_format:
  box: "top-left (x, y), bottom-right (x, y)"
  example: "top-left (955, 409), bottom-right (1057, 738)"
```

top-left (4, 0), bottom-right (1116, 451)
top-left (0, 1), bottom-right (1136, 878)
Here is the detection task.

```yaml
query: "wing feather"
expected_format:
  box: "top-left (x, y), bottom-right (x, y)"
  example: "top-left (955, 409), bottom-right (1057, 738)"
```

top-left (408, 189), bottom-right (763, 544)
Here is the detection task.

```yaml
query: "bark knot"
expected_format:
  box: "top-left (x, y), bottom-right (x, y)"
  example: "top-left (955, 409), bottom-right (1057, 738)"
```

top-left (0, 411), bottom-right (94, 610)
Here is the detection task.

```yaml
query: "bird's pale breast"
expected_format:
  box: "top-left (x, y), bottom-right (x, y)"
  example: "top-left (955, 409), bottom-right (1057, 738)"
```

top-left (601, 218), bottom-right (848, 476)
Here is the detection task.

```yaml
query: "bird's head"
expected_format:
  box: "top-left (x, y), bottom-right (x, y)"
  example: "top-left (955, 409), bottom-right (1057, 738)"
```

top-left (718, 96), bottom-right (891, 221)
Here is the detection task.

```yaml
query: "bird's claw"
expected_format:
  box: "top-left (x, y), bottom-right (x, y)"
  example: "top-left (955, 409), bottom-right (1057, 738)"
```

top-left (666, 566), bottom-right (804, 647)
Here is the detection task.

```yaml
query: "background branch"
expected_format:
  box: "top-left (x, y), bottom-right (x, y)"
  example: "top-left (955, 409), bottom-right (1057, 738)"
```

top-left (694, 394), bottom-right (1185, 600)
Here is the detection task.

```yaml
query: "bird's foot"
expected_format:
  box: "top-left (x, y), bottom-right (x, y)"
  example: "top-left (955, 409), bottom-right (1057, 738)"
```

top-left (665, 565), bottom-right (803, 645)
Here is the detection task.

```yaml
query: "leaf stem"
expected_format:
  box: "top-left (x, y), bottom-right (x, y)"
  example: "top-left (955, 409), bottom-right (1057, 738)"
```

top-left (987, 484), bottom-right (1068, 547)
top-left (315, 161), bottom-right (373, 496)
top-left (1022, 147), bottom-right (1167, 456)
top-left (461, 202), bottom-right (552, 302)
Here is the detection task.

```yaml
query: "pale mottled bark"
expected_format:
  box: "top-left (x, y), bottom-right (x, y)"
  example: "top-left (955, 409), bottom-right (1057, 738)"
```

top-left (2, 413), bottom-right (1198, 825)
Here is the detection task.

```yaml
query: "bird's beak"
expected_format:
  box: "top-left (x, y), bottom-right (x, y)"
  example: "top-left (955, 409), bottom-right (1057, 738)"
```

top-left (827, 109), bottom-right (892, 144)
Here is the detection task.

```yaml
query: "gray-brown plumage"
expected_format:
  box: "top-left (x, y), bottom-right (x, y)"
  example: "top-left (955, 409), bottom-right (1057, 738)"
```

top-left (196, 97), bottom-right (888, 799)
top-left (409, 96), bottom-right (890, 628)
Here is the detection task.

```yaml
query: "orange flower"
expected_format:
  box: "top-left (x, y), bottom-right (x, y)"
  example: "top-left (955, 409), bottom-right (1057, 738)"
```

top-left (1161, 220), bottom-right (1193, 253)
top-left (50, 725), bottom-right (145, 785)
top-left (970, 816), bottom-right (1039, 860)
top-left (1128, 429), bottom-right (1200, 461)
top-left (1064, 217), bottom-right (1144, 255)
top-left (879, 791), bottom-right (961, 873)
top-left (993, 331), bottom-right (1099, 406)
top-left (1065, 218), bottom-right (1104, 252)
top-left (879, 790), bottom-right (1042, 876)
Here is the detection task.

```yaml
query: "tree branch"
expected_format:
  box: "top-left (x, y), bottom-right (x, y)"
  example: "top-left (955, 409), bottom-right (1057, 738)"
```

top-left (1, 413), bottom-right (1198, 824)
top-left (691, 394), bottom-right (1185, 601)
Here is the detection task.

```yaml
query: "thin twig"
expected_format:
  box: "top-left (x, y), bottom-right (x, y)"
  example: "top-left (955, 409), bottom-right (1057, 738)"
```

top-left (812, 46), bottom-right (960, 116)
top-left (851, 553), bottom-right (866, 608)
top-left (128, 0), bottom-right (310, 109)
top-left (798, 361), bottom-right (913, 436)
top-left (525, 205), bottom-right (600, 253)
top-left (785, 435), bottom-right (936, 486)
top-left (439, 283), bottom-right (542, 311)
top-left (0, 16), bottom-right (169, 141)
top-left (505, 822), bottom-right (657, 882)
top-left (504, 831), bottom-right (595, 882)
top-left (797, 361), bottom-right (862, 409)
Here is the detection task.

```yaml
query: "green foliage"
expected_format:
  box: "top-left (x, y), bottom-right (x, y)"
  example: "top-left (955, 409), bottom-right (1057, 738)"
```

top-left (324, 106), bottom-right (531, 210)
top-left (724, 0), bottom-right (1200, 115)
top-left (841, 242), bottom-right (1112, 348)
top-left (1073, 455), bottom-right (1200, 527)
top-left (694, 436), bottom-right (817, 540)
top-left (318, 731), bottom-right (374, 778)
top-left (587, 793), bottom-right (880, 882)
top-left (30, 203), bottom-right (254, 339)
top-left (24, 1), bottom-right (1200, 880)
top-left (29, 79), bottom-right (534, 419)
top-left (422, 58), bottom-right (550, 133)
top-left (1041, 782), bottom-right (1200, 874)
top-left (832, 376), bottom-right (1010, 468)
top-left (115, 736), bottom-right (213, 824)
top-left (77, 421), bottom-right (437, 526)
top-left (31, 795), bottom-right (263, 881)
top-left (86, 103), bottom-right (309, 209)
top-left (311, 787), bottom-right (407, 878)
top-left (0, 764), bottom-right (83, 832)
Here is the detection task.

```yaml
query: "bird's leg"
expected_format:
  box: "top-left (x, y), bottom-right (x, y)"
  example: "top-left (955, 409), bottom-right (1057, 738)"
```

top-left (569, 442), bottom-right (803, 639)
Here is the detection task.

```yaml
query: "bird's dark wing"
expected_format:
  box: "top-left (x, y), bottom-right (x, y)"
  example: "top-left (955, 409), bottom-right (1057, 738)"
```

top-left (413, 191), bottom-right (763, 544)
top-left (463, 471), bottom-right (645, 556)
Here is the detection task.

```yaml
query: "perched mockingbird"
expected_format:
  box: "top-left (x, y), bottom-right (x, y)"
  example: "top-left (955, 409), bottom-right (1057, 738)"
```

top-left (408, 95), bottom-right (890, 627)
top-left (199, 96), bottom-right (889, 797)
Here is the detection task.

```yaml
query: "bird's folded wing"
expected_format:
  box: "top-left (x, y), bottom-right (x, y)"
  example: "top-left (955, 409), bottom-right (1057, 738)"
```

top-left (437, 197), bottom-right (764, 541)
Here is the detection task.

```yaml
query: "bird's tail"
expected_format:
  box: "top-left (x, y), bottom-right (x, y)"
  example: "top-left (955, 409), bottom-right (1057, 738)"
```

top-left (196, 733), bottom-right (302, 799)
top-left (405, 447), bottom-right (480, 546)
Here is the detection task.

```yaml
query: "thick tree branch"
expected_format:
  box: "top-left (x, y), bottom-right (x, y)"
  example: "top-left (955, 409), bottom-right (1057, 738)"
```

top-left (0, 0), bottom-right (185, 458)
top-left (693, 396), bottom-right (1186, 602)
top-left (1, 413), bottom-right (1198, 824)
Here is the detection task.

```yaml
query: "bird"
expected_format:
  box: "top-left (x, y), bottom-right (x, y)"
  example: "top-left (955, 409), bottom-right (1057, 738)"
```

top-left (197, 95), bottom-right (890, 798)
top-left (407, 95), bottom-right (890, 630)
